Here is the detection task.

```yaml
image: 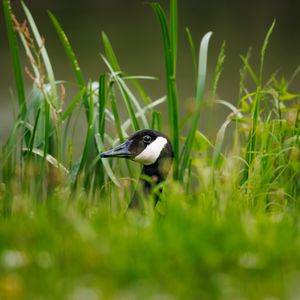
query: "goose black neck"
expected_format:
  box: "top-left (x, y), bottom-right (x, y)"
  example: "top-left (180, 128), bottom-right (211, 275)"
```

top-left (128, 158), bottom-right (171, 209)
top-left (141, 160), bottom-right (166, 192)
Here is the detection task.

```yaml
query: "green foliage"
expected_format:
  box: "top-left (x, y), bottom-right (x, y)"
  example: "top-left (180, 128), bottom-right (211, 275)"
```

top-left (1, 1), bottom-right (300, 299)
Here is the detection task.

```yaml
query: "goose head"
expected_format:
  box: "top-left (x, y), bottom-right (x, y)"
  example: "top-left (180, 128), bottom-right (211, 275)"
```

top-left (101, 129), bottom-right (173, 185)
top-left (101, 129), bottom-right (173, 165)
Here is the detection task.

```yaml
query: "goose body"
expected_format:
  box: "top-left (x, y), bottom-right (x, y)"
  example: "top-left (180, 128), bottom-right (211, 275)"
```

top-left (100, 129), bottom-right (173, 208)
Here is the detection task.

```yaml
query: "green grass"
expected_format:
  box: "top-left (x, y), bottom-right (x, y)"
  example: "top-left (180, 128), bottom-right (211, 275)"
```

top-left (1, 0), bottom-right (300, 299)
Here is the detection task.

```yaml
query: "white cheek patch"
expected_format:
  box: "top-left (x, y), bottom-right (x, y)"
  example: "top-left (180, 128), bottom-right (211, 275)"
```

top-left (134, 137), bottom-right (168, 165)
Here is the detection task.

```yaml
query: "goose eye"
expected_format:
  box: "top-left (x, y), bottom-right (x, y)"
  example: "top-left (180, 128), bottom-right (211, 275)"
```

top-left (143, 135), bottom-right (152, 144)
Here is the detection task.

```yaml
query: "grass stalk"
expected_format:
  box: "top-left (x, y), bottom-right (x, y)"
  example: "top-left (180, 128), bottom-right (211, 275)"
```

top-left (212, 41), bottom-right (226, 97)
top-left (3, 0), bottom-right (29, 146)
top-left (101, 35), bottom-right (145, 130)
top-left (48, 11), bottom-right (90, 119)
top-left (151, 1), bottom-right (180, 179)
top-left (179, 32), bottom-right (213, 180)
top-left (242, 21), bottom-right (276, 183)
top-left (186, 27), bottom-right (197, 88)
top-left (21, 1), bottom-right (58, 105)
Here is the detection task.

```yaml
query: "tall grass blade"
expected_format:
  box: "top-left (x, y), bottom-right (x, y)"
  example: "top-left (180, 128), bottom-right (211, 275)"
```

top-left (3, 0), bottom-right (29, 145)
top-left (126, 77), bottom-right (153, 106)
top-left (102, 32), bottom-right (121, 71)
top-left (23, 148), bottom-right (69, 174)
top-left (151, 2), bottom-right (180, 179)
top-left (49, 11), bottom-right (101, 184)
top-left (21, 2), bottom-right (60, 161)
top-left (212, 119), bottom-right (230, 168)
top-left (67, 85), bottom-right (95, 190)
top-left (49, 11), bottom-right (92, 122)
top-left (18, 28), bottom-right (39, 79)
top-left (119, 78), bottom-right (150, 127)
top-left (170, 0), bottom-right (178, 72)
top-left (216, 100), bottom-right (243, 119)
top-left (179, 32), bottom-right (213, 180)
top-left (186, 27), bottom-right (197, 87)
top-left (117, 80), bottom-right (140, 131)
top-left (212, 41), bottom-right (226, 97)
top-left (109, 85), bottom-right (124, 141)
top-left (21, 1), bottom-right (58, 105)
top-left (95, 134), bottom-right (120, 187)
top-left (240, 55), bottom-right (258, 86)
top-left (106, 83), bottom-right (134, 186)
top-left (28, 108), bottom-right (41, 155)
top-left (77, 85), bottom-right (95, 181)
top-left (121, 97), bottom-right (165, 133)
top-left (62, 88), bottom-right (87, 121)
top-left (101, 55), bottom-right (141, 130)
top-left (93, 75), bottom-right (107, 187)
top-left (98, 74), bottom-right (106, 138)
top-left (43, 101), bottom-right (51, 164)
top-left (101, 34), bottom-right (147, 127)
top-left (242, 21), bottom-right (275, 183)
top-left (2, 123), bottom-right (18, 184)
top-left (2, 121), bottom-right (19, 166)
top-left (48, 11), bottom-right (84, 87)
top-left (151, 111), bottom-right (162, 131)
top-left (239, 47), bottom-right (252, 99)
top-left (260, 20), bottom-right (276, 85)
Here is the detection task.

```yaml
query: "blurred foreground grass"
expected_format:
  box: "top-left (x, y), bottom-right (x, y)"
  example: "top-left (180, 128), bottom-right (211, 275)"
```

top-left (1, 193), bottom-right (300, 300)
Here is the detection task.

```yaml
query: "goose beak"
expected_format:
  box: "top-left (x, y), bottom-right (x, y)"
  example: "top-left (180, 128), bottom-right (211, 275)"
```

top-left (100, 140), bottom-right (131, 158)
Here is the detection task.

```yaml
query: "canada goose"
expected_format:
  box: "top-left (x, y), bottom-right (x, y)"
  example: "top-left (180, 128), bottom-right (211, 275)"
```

top-left (100, 129), bottom-right (173, 208)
